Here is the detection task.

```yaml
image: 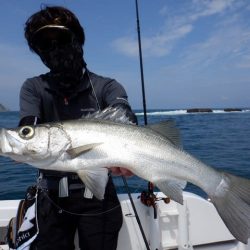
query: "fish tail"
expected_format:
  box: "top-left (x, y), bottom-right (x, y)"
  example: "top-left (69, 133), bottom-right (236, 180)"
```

top-left (210, 172), bottom-right (250, 244)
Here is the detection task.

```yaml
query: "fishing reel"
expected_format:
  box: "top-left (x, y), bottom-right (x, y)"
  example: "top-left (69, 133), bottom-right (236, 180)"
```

top-left (139, 182), bottom-right (171, 219)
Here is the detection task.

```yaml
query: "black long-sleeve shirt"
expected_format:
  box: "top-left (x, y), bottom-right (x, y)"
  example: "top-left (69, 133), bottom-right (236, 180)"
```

top-left (19, 70), bottom-right (136, 125)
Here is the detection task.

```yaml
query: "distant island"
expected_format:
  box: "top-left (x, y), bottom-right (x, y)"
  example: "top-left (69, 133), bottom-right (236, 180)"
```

top-left (187, 108), bottom-right (213, 113)
top-left (186, 108), bottom-right (243, 113)
top-left (223, 108), bottom-right (242, 112)
top-left (0, 103), bottom-right (8, 112)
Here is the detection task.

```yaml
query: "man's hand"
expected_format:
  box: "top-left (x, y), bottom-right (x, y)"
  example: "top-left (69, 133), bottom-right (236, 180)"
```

top-left (110, 167), bottom-right (133, 177)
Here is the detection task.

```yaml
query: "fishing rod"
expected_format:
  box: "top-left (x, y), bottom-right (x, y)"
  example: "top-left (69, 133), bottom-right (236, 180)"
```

top-left (121, 177), bottom-right (150, 250)
top-left (135, 0), bottom-right (148, 125)
top-left (121, 1), bottom-right (151, 250)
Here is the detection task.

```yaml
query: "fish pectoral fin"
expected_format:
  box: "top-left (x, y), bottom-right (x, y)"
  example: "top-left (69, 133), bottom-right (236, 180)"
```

top-left (76, 168), bottom-right (109, 200)
top-left (155, 179), bottom-right (187, 205)
top-left (66, 143), bottom-right (103, 159)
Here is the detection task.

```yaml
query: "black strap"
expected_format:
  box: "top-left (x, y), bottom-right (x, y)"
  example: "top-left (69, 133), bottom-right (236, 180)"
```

top-left (19, 116), bottom-right (41, 126)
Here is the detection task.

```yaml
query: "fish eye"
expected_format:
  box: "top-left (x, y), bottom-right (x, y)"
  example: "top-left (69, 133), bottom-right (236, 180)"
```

top-left (19, 126), bottom-right (35, 140)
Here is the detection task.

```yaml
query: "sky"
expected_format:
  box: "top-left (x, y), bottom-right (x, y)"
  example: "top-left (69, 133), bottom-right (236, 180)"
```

top-left (0, 0), bottom-right (250, 111)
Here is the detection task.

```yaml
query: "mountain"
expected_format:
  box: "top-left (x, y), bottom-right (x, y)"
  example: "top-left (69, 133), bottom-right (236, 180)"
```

top-left (0, 103), bottom-right (8, 112)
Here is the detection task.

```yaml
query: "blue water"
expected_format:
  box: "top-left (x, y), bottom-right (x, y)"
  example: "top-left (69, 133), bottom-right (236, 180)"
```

top-left (0, 109), bottom-right (250, 200)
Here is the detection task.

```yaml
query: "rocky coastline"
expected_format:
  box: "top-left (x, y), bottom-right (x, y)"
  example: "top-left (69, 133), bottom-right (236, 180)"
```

top-left (186, 108), bottom-right (243, 113)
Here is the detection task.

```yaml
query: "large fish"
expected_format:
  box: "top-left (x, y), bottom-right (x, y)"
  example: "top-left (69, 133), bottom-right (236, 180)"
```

top-left (0, 108), bottom-right (249, 243)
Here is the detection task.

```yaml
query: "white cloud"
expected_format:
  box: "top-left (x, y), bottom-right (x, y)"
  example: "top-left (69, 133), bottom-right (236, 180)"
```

top-left (112, 0), bottom-right (244, 59)
top-left (191, 0), bottom-right (236, 20)
top-left (177, 21), bottom-right (250, 72)
top-left (112, 37), bottom-right (138, 57)
top-left (112, 24), bottom-right (193, 57)
top-left (236, 55), bottom-right (250, 69)
top-left (159, 5), bottom-right (168, 16)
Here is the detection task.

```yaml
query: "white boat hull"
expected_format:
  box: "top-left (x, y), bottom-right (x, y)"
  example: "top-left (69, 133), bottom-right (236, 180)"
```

top-left (0, 192), bottom-right (249, 250)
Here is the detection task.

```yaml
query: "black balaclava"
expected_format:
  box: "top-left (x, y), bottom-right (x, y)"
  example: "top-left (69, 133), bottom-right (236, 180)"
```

top-left (39, 38), bottom-right (86, 95)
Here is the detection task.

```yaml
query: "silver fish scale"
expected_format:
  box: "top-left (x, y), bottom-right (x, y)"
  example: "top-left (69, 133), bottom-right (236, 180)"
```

top-left (60, 119), bottom-right (221, 194)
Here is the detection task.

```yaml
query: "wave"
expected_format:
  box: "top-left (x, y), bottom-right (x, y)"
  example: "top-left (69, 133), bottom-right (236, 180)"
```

top-left (136, 109), bottom-right (250, 116)
top-left (136, 110), bottom-right (187, 116)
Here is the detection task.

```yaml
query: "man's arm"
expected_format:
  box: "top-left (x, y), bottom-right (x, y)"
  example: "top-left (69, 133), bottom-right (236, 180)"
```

top-left (19, 79), bottom-right (41, 126)
top-left (111, 103), bottom-right (138, 125)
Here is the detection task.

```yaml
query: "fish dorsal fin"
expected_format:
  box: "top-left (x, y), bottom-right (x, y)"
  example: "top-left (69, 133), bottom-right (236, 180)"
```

top-left (83, 107), bottom-right (133, 124)
top-left (66, 143), bottom-right (102, 159)
top-left (147, 120), bottom-right (181, 147)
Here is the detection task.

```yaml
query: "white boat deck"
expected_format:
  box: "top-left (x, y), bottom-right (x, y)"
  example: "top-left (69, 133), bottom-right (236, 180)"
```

top-left (0, 192), bottom-right (249, 250)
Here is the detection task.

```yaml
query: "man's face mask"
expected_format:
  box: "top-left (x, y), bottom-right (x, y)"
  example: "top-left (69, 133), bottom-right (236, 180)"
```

top-left (31, 25), bottom-right (84, 84)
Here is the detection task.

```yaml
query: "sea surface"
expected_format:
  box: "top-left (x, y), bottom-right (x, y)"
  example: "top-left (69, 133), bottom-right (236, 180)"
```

top-left (0, 109), bottom-right (250, 200)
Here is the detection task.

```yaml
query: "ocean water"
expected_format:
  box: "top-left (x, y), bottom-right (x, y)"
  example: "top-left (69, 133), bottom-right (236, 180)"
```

top-left (0, 109), bottom-right (250, 200)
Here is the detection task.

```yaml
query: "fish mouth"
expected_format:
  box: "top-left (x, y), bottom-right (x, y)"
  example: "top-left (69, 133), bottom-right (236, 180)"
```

top-left (0, 128), bottom-right (20, 155)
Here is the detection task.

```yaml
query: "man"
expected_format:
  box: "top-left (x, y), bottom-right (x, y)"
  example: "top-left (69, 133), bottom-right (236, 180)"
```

top-left (19, 5), bottom-right (137, 250)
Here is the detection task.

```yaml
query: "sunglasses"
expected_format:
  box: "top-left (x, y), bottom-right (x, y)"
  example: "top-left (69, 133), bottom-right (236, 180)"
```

top-left (31, 25), bottom-right (75, 53)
